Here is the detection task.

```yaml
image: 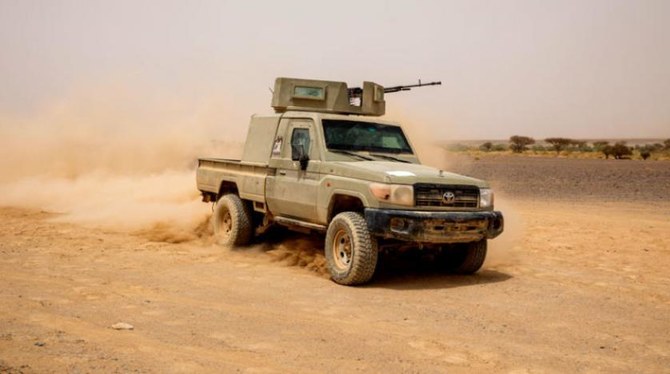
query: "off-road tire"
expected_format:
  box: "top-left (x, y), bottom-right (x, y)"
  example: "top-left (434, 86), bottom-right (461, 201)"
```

top-left (325, 212), bottom-right (378, 285)
top-left (441, 240), bottom-right (487, 274)
top-left (212, 194), bottom-right (253, 246)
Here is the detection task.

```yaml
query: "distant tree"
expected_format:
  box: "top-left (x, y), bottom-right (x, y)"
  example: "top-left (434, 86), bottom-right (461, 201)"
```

top-left (602, 145), bottom-right (614, 159)
top-left (479, 142), bottom-right (493, 152)
top-left (509, 135), bottom-right (535, 153)
top-left (639, 144), bottom-right (661, 160)
top-left (593, 141), bottom-right (610, 152)
top-left (573, 141), bottom-right (592, 152)
top-left (612, 142), bottom-right (632, 159)
top-left (570, 140), bottom-right (588, 150)
top-left (545, 138), bottom-right (573, 154)
top-left (664, 139), bottom-right (670, 150)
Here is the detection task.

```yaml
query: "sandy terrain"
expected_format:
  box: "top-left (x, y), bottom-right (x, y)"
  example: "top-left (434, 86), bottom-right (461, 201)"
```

top-left (1, 157), bottom-right (670, 373)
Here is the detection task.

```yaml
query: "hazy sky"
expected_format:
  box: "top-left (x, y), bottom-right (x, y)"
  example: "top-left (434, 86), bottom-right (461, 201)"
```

top-left (1, 0), bottom-right (669, 139)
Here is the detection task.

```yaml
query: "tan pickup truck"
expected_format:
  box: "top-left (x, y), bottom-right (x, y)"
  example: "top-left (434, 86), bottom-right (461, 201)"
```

top-left (196, 78), bottom-right (503, 285)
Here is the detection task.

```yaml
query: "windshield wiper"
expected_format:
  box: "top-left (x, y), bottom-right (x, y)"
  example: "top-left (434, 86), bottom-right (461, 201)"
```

top-left (369, 153), bottom-right (411, 163)
top-left (329, 149), bottom-right (374, 161)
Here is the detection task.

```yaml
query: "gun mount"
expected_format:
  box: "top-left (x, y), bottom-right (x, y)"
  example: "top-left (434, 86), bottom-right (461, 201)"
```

top-left (348, 79), bottom-right (442, 96)
top-left (271, 77), bottom-right (441, 117)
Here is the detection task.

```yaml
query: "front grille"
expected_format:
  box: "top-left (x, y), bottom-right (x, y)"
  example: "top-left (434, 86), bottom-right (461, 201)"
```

top-left (414, 184), bottom-right (480, 208)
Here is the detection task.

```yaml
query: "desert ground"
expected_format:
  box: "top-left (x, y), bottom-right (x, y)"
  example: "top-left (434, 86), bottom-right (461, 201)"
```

top-left (1, 155), bottom-right (670, 373)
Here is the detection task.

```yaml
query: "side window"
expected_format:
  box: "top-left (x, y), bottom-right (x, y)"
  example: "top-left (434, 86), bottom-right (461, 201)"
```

top-left (291, 128), bottom-right (311, 161)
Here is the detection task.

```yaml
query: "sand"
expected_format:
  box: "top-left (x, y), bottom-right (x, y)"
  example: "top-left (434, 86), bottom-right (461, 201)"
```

top-left (1, 157), bottom-right (670, 373)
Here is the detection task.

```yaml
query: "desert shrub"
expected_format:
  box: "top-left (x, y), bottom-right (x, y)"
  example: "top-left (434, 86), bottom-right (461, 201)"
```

top-left (491, 143), bottom-right (507, 152)
top-left (593, 141), bottom-right (609, 152)
top-left (479, 142), bottom-right (493, 152)
top-left (531, 145), bottom-right (547, 152)
top-left (545, 138), bottom-right (573, 154)
top-left (570, 140), bottom-right (591, 152)
top-left (509, 135), bottom-right (535, 153)
top-left (602, 145), bottom-right (614, 159)
top-left (575, 143), bottom-right (593, 152)
top-left (543, 138), bottom-right (593, 155)
top-left (611, 142), bottom-right (632, 159)
top-left (601, 142), bottom-right (632, 159)
top-left (638, 144), bottom-right (663, 160)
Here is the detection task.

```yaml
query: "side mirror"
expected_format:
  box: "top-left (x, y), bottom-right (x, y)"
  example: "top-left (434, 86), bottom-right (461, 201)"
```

top-left (292, 143), bottom-right (310, 170)
top-left (298, 145), bottom-right (310, 170)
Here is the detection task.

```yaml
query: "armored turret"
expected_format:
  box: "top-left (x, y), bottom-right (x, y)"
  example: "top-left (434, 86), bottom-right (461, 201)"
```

top-left (271, 77), bottom-right (441, 117)
top-left (271, 77), bottom-right (386, 116)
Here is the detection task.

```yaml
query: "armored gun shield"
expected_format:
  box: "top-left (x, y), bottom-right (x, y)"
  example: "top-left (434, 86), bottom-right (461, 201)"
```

top-left (271, 77), bottom-right (386, 116)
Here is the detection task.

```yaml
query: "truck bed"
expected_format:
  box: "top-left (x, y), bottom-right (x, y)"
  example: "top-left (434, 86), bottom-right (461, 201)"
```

top-left (196, 158), bottom-right (274, 203)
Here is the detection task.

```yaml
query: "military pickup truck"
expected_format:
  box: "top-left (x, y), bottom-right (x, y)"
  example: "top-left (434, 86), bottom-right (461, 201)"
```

top-left (196, 77), bottom-right (503, 285)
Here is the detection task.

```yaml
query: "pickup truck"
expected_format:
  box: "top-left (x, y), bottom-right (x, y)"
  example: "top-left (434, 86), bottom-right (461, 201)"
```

top-left (196, 78), bottom-right (504, 285)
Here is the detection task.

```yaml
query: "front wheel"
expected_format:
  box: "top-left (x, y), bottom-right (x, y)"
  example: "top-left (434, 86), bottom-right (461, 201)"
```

top-left (212, 194), bottom-right (253, 246)
top-left (440, 240), bottom-right (487, 274)
top-left (325, 212), bottom-right (378, 285)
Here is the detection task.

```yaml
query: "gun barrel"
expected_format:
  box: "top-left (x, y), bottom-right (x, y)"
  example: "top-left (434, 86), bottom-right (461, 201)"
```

top-left (347, 80), bottom-right (441, 98)
top-left (384, 80), bottom-right (442, 93)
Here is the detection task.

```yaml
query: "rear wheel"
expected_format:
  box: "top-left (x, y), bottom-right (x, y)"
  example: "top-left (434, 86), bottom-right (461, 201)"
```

top-left (212, 194), bottom-right (253, 246)
top-left (440, 240), bottom-right (487, 274)
top-left (325, 212), bottom-right (378, 285)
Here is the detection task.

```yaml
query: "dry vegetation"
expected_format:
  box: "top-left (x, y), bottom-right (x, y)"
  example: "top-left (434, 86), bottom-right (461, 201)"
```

top-left (449, 138), bottom-right (670, 161)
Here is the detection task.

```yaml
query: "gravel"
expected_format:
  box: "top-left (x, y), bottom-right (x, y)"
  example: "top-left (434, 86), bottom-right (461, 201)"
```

top-left (447, 155), bottom-right (670, 202)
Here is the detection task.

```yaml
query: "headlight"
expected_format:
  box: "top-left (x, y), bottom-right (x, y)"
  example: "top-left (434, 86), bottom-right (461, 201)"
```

top-left (369, 183), bottom-right (414, 206)
top-left (480, 188), bottom-right (494, 209)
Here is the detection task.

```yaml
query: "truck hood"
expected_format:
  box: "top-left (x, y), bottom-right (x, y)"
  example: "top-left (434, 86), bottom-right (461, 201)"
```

top-left (326, 161), bottom-right (488, 187)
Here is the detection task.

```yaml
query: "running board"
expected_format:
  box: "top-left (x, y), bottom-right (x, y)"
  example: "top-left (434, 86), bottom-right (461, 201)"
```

top-left (273, 216), bottom-right (327, 233)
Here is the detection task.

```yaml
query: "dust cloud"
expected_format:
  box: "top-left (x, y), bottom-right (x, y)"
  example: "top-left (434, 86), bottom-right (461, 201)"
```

top-left (262, 234), bottom-right (329, 277)
top-left (484, 196), bottom-right (524, 267)
top-left (385, 109), bottom-right (464, 171)
top-left (0, 82), bottom-right (244, 242)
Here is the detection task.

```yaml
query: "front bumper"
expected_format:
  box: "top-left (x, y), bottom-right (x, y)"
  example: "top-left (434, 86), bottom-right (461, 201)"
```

top-left (365, 208), bottom-right (504, 244)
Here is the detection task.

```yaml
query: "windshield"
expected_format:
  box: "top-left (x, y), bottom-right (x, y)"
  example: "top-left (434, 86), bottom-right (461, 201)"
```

top-left (322, 120), bottom-right (413, 154)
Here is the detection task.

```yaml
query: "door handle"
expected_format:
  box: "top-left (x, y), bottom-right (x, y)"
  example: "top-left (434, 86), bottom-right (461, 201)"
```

top-left (279, 171), bottom-right (286, 176)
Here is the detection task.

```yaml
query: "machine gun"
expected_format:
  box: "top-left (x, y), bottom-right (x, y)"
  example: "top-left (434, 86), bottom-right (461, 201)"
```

top-left (348, 79), bottom-right (441, 97)
top-left (383, 80), bottom-right (442, 93)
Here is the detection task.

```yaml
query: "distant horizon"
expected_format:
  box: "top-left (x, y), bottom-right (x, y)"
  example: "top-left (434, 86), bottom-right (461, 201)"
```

top-left (442, 137), bottom-right (669, 145)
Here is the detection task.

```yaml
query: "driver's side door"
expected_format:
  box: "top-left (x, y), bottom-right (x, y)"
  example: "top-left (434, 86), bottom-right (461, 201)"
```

top-left (266, 119), bottom-right (320, 222)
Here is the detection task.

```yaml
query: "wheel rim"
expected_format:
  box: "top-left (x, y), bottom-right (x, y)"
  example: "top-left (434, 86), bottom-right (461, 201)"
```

top-left (332, 229), bottom-right (353, 270)
top-left (219, 210), bottom-right (232, 238)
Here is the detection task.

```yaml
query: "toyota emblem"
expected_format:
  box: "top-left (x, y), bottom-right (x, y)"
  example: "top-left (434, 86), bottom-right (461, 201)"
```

top-left (442, 191), bottom-right (456, 204)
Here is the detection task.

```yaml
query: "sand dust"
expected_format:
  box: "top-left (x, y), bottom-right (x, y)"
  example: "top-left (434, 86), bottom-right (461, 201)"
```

top-left (0, 83), bottom-right (244, 241)
top-left (260, 232), bottom-right (329, 276)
